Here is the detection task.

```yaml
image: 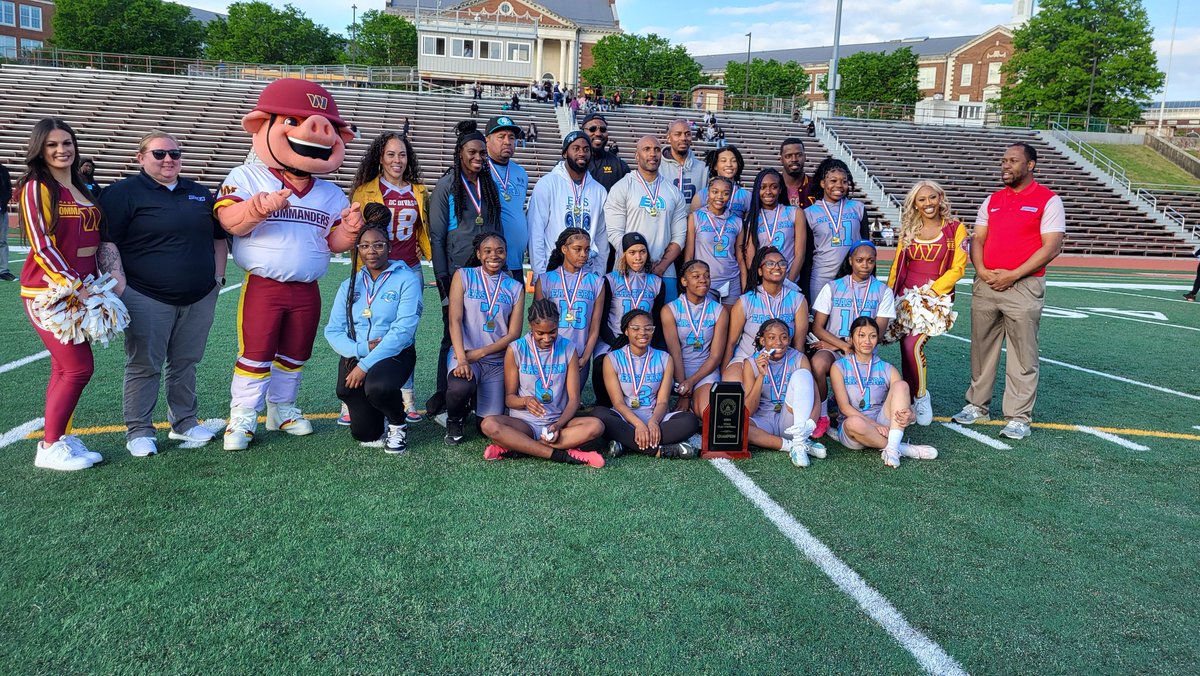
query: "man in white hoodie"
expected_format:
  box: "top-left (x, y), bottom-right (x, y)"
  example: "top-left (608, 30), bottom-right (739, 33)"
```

top-left (659, 119), bottom-right (707, 206)
top-left (528, 130), bottom-right (609, 277)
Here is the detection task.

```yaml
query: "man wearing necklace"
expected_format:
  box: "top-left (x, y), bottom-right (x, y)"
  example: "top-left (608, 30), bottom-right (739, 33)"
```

top-left (779, 138), bottom-right (815, 209)
top-left (527, 131), bottom-right (609, 279)
top-left (604, 135), bottom-right (687, 303)
top-left (484, 116), bottom-right (530, 281)
top-left (581, 112), bottom-right (629, 192)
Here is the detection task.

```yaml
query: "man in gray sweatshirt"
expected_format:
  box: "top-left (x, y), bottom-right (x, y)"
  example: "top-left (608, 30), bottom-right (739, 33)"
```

top-left (658, 119), bottom-right (707, 205)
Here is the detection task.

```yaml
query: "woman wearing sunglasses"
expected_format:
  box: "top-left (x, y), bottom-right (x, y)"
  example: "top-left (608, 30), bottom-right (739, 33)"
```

top-left (98, 131), bottom-right (229, 457)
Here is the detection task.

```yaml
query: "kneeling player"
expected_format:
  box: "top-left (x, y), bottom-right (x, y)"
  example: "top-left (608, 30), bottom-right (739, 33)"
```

top-left (740, 319), bottom-right (824, 466)
top-left (479, 300), bottom-right (606, 467)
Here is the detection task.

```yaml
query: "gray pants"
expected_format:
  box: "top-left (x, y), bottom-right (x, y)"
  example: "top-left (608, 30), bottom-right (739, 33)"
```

top-left (122, 285), bottom-right (219, 440)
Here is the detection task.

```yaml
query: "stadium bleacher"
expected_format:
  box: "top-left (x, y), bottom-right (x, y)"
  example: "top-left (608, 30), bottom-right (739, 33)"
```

top-left (824, 118), bottom-right (1194, 257)
top-left (1148, 189), bottom-right (1200, 243)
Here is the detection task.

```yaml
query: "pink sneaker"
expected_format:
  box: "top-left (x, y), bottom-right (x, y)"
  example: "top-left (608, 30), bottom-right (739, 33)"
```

top-left (483, 444), bottom-right (508, 461)
top-left (568, 448), bottom-right (605, 468)
top-left (813, 415), bottom-right (830, 439)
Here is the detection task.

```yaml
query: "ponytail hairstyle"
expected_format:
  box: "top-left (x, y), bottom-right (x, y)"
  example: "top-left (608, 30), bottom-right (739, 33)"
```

top-left (834, 240), bottom-right (878, 280)
top-left (743, 168), bottom-right (785, 265)
top-left (744, 245), bottom-right (784, 294)
top-left (463, 231), bottom-right (508, 268)
top-left (753, 318), bottom-right (791, 351)
top-left (811, 157), bottom-right (856, 201)
top-left (676, 258), bottom-right (709, 294)
top-left (847, 315), bottom-right (880, 352)
top-left (610, 308), bottom-right (652, 351)
top-left (527, 297), bottom-right (561, 326)
top-left (451, 120), bottom-right (502, 228)
top-left (19, 118), bottom-right (92, 237)
top-left (344, 206), bottom-right (392, 341)
top-left (546, 227), bottom-right (590, 273)
top-left (703, 145), bottom-right (745, 183)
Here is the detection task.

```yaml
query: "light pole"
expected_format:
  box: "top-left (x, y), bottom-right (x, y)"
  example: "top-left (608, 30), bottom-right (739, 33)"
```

top-left (1157, 0), bottom-right (1180, 135)
top-left (351, 4), bottom-right (358, 64)
top-left (827, 0), bottom-right (844, 116)
top-left (743, 32), bottom-right (752, 105)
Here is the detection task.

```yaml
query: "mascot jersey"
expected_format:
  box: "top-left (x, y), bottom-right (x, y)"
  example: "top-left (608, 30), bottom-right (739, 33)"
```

top-left (216, 165), bottom-right (349, 283)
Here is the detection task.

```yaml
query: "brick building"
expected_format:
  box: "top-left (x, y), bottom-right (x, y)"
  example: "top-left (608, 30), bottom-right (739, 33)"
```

top-left (0, 0), bottom-right (52, 59)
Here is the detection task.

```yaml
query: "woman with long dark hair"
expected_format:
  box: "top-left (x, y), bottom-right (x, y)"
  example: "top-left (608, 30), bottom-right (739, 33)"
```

top-left (743, 168), bottom-right (805, 286)
top-left (18, 118), bottom-right (105, 471)
top-left (689, 145), bottom-right (751, 221)
top-left (660, 260), bottom-right (728, 416)
top-left (722, 246), bottom-right (809, 381)
top-left (534, 227), bottom-right (605, 384)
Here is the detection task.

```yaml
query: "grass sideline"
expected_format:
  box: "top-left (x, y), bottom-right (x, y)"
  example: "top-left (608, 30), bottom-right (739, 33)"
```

top-left (0, 260), bottom-right (1197, 672)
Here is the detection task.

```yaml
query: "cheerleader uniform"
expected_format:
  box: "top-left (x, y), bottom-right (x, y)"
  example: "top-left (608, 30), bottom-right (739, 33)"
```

top-left (446, 266), bottom-right (525, 419)
top-left (665, 295), bottom-right (722, 389)
top-left (693, 209), bottom-right (742, 304)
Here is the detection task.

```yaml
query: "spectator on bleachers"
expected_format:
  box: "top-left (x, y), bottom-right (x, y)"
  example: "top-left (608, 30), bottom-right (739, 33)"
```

top-left (554, 83), bottom-right (563, 107)
top-left (472, 82), bottom-right (483, 99)
top-left (528, 130), bottom-right (609, 279)
top-left (952, 142), bottom-right (1065, 441)
top-left (779, 138), bottom-right (815, 208)
top-left (483, 116), bottom-right (530, 282)
top-left (527, 122), bottom-right (539, 145)
top-left (470, 99), bottom-right (479, 117)
top-left (672, 92), bottom-right (683, 108)
top-left (0, 163), bottom-right (12, 281)
top-left (660, 119), bottom-right (707, 204)
top-left (605, 135), bottom-right (688, 303)
top-left (511, 92), bottom-right (521, 111)
top-left (581, 113), bottom-right (629, 192)
top-left (79, 157), bottom-right (101, 197)
top-left (644, 91), bottom-right (654, 106)
top-left (401, 117), bottom-right (411, 140)
top-left (98, 130), bottom-right (228, 457)
top-left (612, 90), bottom-right (622, 109)
top-left (568, 94), bottom-right (580, 126)
top-left (715, 126), bottom-right (727, 148)
top-left (657, 89), bottom-right (665, 106)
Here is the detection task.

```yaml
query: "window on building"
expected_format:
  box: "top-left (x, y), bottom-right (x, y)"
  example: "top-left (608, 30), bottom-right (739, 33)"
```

top-left (422, 36), bottom-right (446, 57)
top-left (987, 62), bottom-right (1002, 85)
top-left (18, 4), bottom-right (40, 30)
top-left (507, 42), bottom-right (530, 63)
top-left (0, 1), bottom-right (15, 27)
top-left (0, 35), bottom-right (15, 60)
top-left (958, 94), bottom-right (971, 102)
top-left (498, 1), bottom-right (514, 14)
top-left (452, 38), bottom-right (474, 59)
top-left (917, 66), bottom-right (937, 90)
top-left (479, 40), bottom-right (502, 61)
top-left (20, 37), bottom-right (41, 51)
top-left (959, 63), bottom-right (973, 87)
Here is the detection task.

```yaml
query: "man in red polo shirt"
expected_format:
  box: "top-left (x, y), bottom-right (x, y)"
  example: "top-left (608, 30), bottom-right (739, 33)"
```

top-left (952, 142), bottom-right (1065, 440)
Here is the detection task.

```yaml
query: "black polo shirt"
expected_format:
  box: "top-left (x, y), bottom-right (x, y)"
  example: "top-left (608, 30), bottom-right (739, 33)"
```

top-left (100, 171), bottom-right (226, 306)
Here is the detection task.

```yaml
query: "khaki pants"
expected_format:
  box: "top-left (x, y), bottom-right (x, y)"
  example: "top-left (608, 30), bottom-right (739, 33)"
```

top-left (965, 275), bottom-right (1046, 423)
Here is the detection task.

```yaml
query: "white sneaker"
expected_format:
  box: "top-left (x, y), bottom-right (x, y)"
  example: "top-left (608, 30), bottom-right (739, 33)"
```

top-left (806, 439), bottom-right (828, 459)
top-left (385, 424), bottom-right (408, 455)
top-left (224, 406), bottom-right (258, 451)
top-left (784, 419), bottom-right (817, 442)
top-left (35, 439), bottom-right (93, 471)
top-left (126, 437), bottom-right (158, 457)
top-left (900, 443), bottom-right (938, 460)
top-left (882, 446), bottom-right (902, 468)
top-left (913, 393), bottom-right (933, 426)
top-left (61, 435), bottom-right (103, 464)
top-left (788, 440), bottom-right (810, 468)
top-left (951, 404), bottom-right (990, 425)
top-left (168, 425), bottom-right (216, 445)
top-left (998, 420), bottom-right (1031, 440)
top-left (266, 402), bottom-right (313, 436)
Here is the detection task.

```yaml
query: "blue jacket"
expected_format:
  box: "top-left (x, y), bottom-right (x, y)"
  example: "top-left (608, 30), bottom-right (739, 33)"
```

top-left (324, 260), bottom-right (423, 371)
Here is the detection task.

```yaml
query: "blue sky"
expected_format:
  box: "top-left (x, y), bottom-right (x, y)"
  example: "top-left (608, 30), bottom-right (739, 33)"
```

top-left (187, 0), bottom-right (1200, 100)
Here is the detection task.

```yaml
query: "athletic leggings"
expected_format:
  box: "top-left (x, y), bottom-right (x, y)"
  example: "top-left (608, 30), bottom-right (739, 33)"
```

top-left (591, 353), bottom-right (613, 408)
top-left (25, 301), bottom-right (94, 443)
top-left (591, 408), bottom-right (700, 455)
top-left (899, 333), bottom-right (930, 398)
top-left (1190, 260), bottom-right (1200, 295)
top-left (336, 346), bottom-right (416, 442)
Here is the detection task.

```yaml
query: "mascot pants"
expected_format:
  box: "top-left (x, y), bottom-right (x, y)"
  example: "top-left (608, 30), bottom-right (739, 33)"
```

top-left (231, 274), bottom-right (320, 411)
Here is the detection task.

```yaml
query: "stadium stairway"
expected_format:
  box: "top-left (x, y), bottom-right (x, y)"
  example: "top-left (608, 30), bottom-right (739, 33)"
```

top-left (823, 118), bottom-right (1193, 257)
top-left (1148, 189), bottom-right (1200, 245)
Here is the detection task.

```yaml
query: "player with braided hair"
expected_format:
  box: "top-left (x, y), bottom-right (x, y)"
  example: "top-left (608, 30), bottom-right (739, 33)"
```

top-left (799, 158), bottom-right (870, 303)
top-left (535, 227), bottom-right (604, 383)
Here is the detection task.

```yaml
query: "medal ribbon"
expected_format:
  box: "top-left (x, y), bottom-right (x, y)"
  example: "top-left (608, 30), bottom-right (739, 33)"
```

top-left (758, 288), bottom-right (782, 320)
top-left (488, 159), bottom-right (510, 196)
top-left (849, 354), bottom-right (875, 410)
top-left (850, 278), bottom-right (873, 319)
top-left (703, 211), bottom-right (734, 251)
top-left (621, 272), bottom-right (649, 311)
top-left (682, 297), bottom-right (710, 345)
top-left (761, 205), bottom-right (785, 245)
top-left (462, 176), bottom-right (483, 220)
top-left (819, 198), bottom-right (846, 243)
top-left (765, 352), bottom-right (788, 404)
top-left (570, 174), bottom-right (587, 227)
top-left (479, 268), bottom-right (505, 326)
top-left (362, 268), bottom-right (393, 313)
top-left (527, 335), bottom-right (554, 393)
top-left (634, 171), bottom-right (660, 213)
top-left (626, 347), bottom-right (654, 402)
top-left (559, 268), bottom-right (585, 313)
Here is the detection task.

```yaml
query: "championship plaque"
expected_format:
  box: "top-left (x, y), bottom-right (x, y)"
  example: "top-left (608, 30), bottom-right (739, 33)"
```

top-left (701, 381), bottom-right (750, 459)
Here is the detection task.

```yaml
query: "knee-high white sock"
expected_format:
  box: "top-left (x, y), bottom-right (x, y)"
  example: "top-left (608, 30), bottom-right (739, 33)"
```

top-left (886, 428), bottom-right (904, 449)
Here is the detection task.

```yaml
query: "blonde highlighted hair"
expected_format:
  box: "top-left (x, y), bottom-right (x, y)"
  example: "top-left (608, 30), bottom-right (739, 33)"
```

top-left (898, 180), bottom-right (954, 248)
top-left (137, 130), bottom-right (179, 154)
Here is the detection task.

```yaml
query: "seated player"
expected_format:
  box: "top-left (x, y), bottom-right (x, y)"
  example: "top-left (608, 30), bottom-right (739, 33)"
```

top-left (445, 233), bottom-right (525, 445)
top-left (593, 310), bottom-right (701, 459)
top-left (722, 247), bottom-right (808, 381)
top-left (661, 260), bottom-right (728, 416)
top-left (479, 300), bottom-right (606, 467)
top-left (830, 317), bottom-right (937, 468)
top-left (593, 233), bottom-right (663, 406)
top-left (810, 240), bottom-right (895, 437)
top-left (740, 319), bottom-right (824, 466)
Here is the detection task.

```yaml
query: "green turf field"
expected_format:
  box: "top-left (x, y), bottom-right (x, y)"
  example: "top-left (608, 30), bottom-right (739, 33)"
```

top-left (1, 253), bottom-right (1197, 673)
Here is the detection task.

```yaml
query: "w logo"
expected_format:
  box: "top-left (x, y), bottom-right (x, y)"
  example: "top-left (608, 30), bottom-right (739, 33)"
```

top-left (306, 93), bottom-right (329, 110)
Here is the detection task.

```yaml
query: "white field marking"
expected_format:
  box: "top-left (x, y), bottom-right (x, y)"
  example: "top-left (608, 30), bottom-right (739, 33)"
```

top-left (1194, 426), bottom-right (1200, 431)
top-left (0, 350), bottom-right (50, 375)
top-left (940, 422), bottom-right (1012, 450)
top-left (1074, 425), bottom-right (1149, 452)
top-left (955, 279), bottom-right (1189, 291)
top-left (0, 418), bottom-right (45, 448)
top-left (940, 334), bottom-right (1200, 402)
top-left (1084, 287), bottom-right (1199, 305)
top-left (1043, 305), bottom-right (1200, 333)
top-left (218, 283), bottom-right (242, 295)
top-left (710, 459), bottom-right (969, 676)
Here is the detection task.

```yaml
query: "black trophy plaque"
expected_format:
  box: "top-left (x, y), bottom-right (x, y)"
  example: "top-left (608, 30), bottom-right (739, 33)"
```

top-left (701, 381), bottom-right (750, 459)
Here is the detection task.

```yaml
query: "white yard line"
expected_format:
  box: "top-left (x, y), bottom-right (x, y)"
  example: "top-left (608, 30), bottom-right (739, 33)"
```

top-left (955, 279), bottom-right (1189, 291)
top-left (0, 350), bottom-right (50, 375)
top-left (1083, 287), bottom-right (1198, 305)
top-left (940, 334), bottom-right (1200, 402)
top-left (1044, 305), bottom-right (1200, 333)
top-left (0, 418), bottom-right (45, 448)
top-left (940, 422), bottom-right (1012, 450)
top-left (219, 283), bottom-right (243, 295)
top-left (1075, 425), bottom-right (1149, 451)
top-left (711, 459), bottom-right (969, 676)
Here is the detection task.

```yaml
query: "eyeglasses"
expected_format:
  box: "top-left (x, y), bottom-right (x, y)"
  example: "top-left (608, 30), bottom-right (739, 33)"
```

top-left (762, 260), bottom-right (788, 269)
top-left (586, 126), bottom-right (608, 133)
top-left (356, 242), bottom-right (388, 252)
top-left (628, 325), bottom-right (656, 333)
top-left (148, 149), bottom-right (182, 160)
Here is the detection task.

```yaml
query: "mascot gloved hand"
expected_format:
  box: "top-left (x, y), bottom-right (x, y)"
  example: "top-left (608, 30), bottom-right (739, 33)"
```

top-left (212, 79), bottom-right (363, 452)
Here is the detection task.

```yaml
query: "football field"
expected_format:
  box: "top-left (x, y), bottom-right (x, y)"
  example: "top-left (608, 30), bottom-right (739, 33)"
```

top-left (0, 255), bottom-right (1197, 673)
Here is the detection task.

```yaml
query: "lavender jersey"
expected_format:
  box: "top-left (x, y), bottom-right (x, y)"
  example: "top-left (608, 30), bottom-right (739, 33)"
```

top-left (510, 335), bottom-right (576, 427)
top-left (748, 347), bottom-right (806, 419)
top-left (734, 285), bottom-right (805, 360)
top-left (604, 271), bottom-right (662, 341)
top-left (609, 346), bottom-right (668, 423)
top-left (834, 354), bottom-right (893, 420)
top-left (538, 268), bottom-right (603, 357)
top-left (667, 295), bottom-right (721, 377)
top-left (697, 184), bottom-right (752, 221)
top-left (693, 210), bottom-right (741, 299)
top-left (448, 266), bottom-right (524, 369)
top-left (805, 198), bottom-right (865, 298)
top-left (818, 276), bottom-right (891, 339)
top-left (755, 205), bottom-right (800, 265)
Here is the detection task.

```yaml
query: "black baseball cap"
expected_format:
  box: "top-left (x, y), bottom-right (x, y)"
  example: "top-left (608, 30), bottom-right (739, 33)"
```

top-left (486, 115), bottom-right (521, 135)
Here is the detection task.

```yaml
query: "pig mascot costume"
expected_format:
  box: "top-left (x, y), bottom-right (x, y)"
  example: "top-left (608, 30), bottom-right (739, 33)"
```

top-left (214, 79), bottom-right (363, 451)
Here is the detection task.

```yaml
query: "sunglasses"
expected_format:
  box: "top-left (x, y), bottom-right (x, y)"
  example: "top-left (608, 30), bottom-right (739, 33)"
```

top-left (148, 149), bottom-right (182, 160)
top-left (585, 126), bottom-right (608, 133)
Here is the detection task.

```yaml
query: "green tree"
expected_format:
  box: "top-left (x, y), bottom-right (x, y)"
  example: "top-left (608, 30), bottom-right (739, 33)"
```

top-left (998, 0), bottom-right (1163, 122)
top-left (205, 2), bottom-right (345, 65)
top-left (820, 47), bottom-right (920, 105)
top-left (580, 34), bottom-right (707, 91)
top-left (723, 58), bottom-right (810, 98)
top-left (348, 10), bottom-right (417, 66)
top-left (52, 0), bottom-right (204, 58)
